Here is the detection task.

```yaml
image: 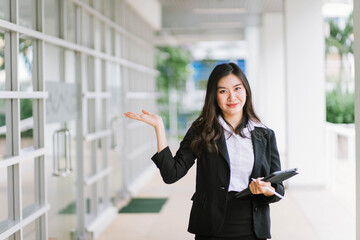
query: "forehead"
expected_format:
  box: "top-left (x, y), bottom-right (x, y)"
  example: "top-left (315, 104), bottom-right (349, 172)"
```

top-left (217, 73), bottom-right (242, 87)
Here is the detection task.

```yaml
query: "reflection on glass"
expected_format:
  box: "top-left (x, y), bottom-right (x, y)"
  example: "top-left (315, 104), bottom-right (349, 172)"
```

top-left (20, 99), bottom-right (34, 150)
top-left (0, 32), bottom-right (5, 91)
top-left (19, 0), bottom-right (36, 30)
top-left (0, 0), bottom-right (9, 21)
top-left (44, 0), bottom-right (60, 37)
top-left (0, 99), bottom-right (6, 159)
top-left (0, 168), bottom-right (8, 226)
top-left (21, 160), bottom-right (35, 217)
top-left (19, 38), bottom-right (33, 92)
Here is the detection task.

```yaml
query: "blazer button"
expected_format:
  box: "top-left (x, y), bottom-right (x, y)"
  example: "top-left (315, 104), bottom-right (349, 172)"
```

top-left (254, 207), bottom-right (258, 212)
top-left (220, 186), bottom-right (225, 190)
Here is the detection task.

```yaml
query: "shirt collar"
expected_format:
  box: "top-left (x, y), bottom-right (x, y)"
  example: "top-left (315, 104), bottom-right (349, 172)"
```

top-left (218, 115), bottom-right (265, 136)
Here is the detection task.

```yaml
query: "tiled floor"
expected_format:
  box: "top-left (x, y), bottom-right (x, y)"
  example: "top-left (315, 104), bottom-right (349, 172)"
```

top-left (98, 136), bottom-right (354, 240)
top-left (97, 163), bottom-right (355, 240)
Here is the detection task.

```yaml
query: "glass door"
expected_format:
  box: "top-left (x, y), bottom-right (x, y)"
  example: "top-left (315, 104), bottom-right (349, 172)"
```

top-left (46, 121), bottom-right (77, 240)
top-left (44, 43), bottom-right (78, 240)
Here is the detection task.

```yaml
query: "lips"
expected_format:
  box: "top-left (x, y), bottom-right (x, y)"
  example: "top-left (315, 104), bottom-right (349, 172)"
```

top-left (227, 103), bottom-right (239, 108)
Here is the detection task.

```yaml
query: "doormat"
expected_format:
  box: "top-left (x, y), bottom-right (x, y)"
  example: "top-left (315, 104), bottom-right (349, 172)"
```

top-left (119, 198), bottom-right (168, 213)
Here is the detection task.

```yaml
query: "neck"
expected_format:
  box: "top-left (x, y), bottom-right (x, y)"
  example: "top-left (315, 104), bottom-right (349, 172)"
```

top-left (223, 113), bottom-right (243, 129)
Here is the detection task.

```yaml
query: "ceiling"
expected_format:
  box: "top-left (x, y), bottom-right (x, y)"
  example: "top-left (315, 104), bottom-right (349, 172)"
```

top-left (156, 0), bottom-right (283, 45)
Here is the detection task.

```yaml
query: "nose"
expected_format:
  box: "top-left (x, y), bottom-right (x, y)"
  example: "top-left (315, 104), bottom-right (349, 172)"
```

top-left (228, 91), bottom-right (236, 100)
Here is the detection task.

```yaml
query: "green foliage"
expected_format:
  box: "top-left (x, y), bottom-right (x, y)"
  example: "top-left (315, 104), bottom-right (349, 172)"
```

top-left (0, 33), bottom-right (33, 71)
top-left (156, 46), bottom-right (192, 129)
top-left (326, 87), bottom-right (354, 124)
top-left (325, 13), bottom-right (353, 58)
top-left (20, 99), bottom-right (33, 137)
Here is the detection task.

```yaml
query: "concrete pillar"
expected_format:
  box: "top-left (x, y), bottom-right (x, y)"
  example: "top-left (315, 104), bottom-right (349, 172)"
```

top-left (353, 0), bottom-right (360, 239)
top-left (284, 0), bottom-right (326, 186)
top-left (245, 27), bottom-right (260, 111)
top-left (258, 13), bottom-right (286, 158)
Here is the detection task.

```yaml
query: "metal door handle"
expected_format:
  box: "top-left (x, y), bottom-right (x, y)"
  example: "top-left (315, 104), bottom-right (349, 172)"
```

top-left (52, 128), bottom-right (72, 177)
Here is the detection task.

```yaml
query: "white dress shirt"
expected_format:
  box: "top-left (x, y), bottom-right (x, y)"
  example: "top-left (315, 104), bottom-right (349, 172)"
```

top-left (218, 116), bottom-right (265, 192)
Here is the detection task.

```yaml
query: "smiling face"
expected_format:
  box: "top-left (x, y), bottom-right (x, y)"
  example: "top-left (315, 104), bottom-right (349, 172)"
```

top-left (216, 73), bottom-right (247, 124)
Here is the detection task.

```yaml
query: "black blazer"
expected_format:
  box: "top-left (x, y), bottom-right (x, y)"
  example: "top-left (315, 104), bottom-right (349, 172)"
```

top-left (151, 126), bottom-right (284, 239)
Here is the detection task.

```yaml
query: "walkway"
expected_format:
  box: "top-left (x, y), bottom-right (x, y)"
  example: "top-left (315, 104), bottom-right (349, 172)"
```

top-left (98, 163), bottom-right (354, 240)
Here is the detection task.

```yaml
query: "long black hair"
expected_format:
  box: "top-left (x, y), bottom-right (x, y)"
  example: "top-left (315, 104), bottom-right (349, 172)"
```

top-left (190, 62), bottom-right (261, 157)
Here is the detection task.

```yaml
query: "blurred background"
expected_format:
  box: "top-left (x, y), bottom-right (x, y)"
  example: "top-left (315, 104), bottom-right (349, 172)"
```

top-left (0, 0), bottom-right (357, 239)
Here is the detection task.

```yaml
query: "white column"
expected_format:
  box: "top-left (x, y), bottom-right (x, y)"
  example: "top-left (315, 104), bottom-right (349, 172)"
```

top-left (245, 27), bottom-right (260, 109)
top-left (353, 0), bottom-right (360, 239)
top-left (284, 0), bottom-right (326, 186)
top-left (258, 13), bottom-right (286, 157)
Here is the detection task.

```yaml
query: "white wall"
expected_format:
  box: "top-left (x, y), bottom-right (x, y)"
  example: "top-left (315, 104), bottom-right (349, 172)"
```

top-left (284, 0), bottom-right (326, 186)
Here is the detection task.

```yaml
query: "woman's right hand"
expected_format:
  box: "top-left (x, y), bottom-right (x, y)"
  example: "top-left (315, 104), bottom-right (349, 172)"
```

top-left (124, 110), bottom-right (163, 129)
top-left (124, 110), bottom-right (167, 153)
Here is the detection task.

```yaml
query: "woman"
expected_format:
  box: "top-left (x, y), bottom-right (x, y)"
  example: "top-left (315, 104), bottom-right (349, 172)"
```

top-left (124, 63), bottom-right (284, 240)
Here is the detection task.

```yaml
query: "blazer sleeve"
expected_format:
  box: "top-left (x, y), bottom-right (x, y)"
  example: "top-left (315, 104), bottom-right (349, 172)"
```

top-left (151, 127), bottom-right (196, 184)
top-left (260, 129), bottom-right (285, 204)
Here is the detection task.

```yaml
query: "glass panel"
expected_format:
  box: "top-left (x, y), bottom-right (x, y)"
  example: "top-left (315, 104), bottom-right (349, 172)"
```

top-left (44, 43), bottom-right (62, 82)
top-left (19, 37), bottom-right (33, 92)
top-left (44, 0), bottom-right (60, 37)
top-left (0, 0), bottom-right (10, 21)
top-left (47, 121), bottom-right (77, 240)
top-left (109, 145), bottom-right (122, 202)
top-left (20, 99), bottom-right (34, 150)
top-left (0, 168), bottom-right (8, 224)
top-left (82, 12), bottom-right (92, 48)
top-left (0, 32), bottom-right (5, 91)
top-left (64, 50), bottom-right (75, 84)
top-left (98, 179), bottom-right (106, 212)
top-left (19, 0), bottom-right (36, 30)
top-left (66, 3), bottom-right (76, 43)
top-left (22, 159), bottom-right (35, 216)
top-left (85, 186), bottom-right (95, 224)
top-left (23, 218), bottom-right (36, 240)
top-left (87, 99), bottom-right (95, 134)
top-left (97, 139), bottom-right (104, 171)
top-left (0, 99), bottom-right (6, 159)
top-left (84, 141), bottom-right (93, 178)
top-left (94, 19), bottom-right (102, 51)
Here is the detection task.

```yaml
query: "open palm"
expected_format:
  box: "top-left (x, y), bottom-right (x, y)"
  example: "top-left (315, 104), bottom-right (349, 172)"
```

top-left (124, 110), bottom-right (163, 128)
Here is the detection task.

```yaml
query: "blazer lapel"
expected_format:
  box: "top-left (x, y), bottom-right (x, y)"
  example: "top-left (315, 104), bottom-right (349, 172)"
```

top-left (250, 127), bottom-right (267, 177)
top-left (217, 130), bottom-right (230, 166)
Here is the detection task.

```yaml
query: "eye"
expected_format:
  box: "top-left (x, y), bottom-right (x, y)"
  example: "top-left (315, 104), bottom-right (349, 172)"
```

top-left (219, 90), bottom-right (226, 94)
top-left (235, 87), bottom-right (242, 91)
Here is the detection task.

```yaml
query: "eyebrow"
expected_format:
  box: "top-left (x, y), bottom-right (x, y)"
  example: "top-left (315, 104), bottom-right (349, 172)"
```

top-left (217, 83), bottom-right (243, 89)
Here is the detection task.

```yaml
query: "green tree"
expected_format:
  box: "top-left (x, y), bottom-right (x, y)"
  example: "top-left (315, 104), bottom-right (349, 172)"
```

top-left (326, 86), bottom-right (354, 124)
top-left (156, 46), bottom-right (192, 129)
top-left (325, 13), bottom-right (353, 67)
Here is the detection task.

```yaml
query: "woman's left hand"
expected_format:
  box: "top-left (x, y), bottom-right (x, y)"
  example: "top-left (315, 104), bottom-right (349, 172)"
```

top-left (249, 177), bottom-right (275, 197)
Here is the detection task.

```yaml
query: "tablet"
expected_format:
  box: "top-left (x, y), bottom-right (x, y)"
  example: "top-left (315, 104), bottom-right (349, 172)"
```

top-left (262, 168), bottom-right (299, 183)
top-left (234, 168), bottom-right (298, 198)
